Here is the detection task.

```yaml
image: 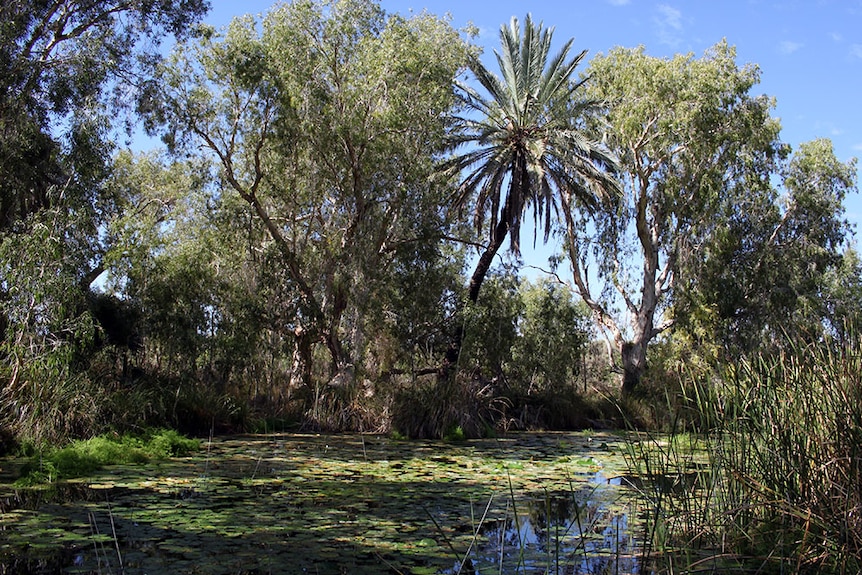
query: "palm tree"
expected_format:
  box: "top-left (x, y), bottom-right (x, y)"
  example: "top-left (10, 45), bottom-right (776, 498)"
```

top-left (444, 14), bottom-right (621, 368)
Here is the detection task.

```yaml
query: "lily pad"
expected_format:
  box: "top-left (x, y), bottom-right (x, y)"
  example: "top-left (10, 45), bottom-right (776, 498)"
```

top-left (0, 431), bottom-right (644, 574)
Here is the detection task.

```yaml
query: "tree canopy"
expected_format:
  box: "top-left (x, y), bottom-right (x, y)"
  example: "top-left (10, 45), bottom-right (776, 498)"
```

top-left (0, 3), bottom-right (858, 444)
top-left (560, 42), bottom-right (859, 390)
top-left (0, 0), bottom-right (209, 443)
top-left (447, 14), bottom-right (620, 304)
top-left (141, 0), bottom-right (472, 426)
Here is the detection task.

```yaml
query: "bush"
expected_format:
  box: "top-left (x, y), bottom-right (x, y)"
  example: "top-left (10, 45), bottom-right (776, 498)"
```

top-left (143, 428), bottom-right (200, 457)
top-left (15, 429), bottom-right (200, 486)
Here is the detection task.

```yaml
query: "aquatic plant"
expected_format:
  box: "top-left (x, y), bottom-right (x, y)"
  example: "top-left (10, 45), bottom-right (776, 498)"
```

top-left (1, 432), bottom-right (638, 574)
top-left (627, 333), bottom-right (862, 574)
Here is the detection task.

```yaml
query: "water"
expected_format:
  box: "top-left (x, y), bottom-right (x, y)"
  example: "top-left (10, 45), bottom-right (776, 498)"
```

top-left (0, 432), bottom-right (648, 575)
top-left (445, 479), bottom-right (643, 575)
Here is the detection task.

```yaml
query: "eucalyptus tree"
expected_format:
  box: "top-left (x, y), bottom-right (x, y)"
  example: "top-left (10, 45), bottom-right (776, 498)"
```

top-left (0, 0), bottom-right (209, 443)
top-left (822, 246), bottom-right (862, 346)
top-left (105, 150), bottom-right (220, 379)
top-left (675, 138), bottom-right (858, 355)
top-left (149, 0), bottom-right (470, 400)
top-left (0, 0), bottom-right (208, 232)
top-left (444, 14), bottom-right (620, 370)
top-left (570, 42), bottom-right (786, 393)
top-left (105, 149), bottom-right (303, 424)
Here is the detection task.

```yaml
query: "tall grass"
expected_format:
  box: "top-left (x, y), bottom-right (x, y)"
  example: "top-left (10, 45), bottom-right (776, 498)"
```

top-left (632, 335), bottom-right (862, 574)
top-left (1, 370), bottom-right (107, 447)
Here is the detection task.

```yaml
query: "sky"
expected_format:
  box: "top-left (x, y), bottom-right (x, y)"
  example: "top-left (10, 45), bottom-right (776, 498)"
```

top-left (203, 0), bottom-right (862, 267)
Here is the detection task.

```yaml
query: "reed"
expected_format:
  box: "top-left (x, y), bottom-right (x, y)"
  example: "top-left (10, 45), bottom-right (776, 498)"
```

top-left (630, 333), bottom-right (862, 574)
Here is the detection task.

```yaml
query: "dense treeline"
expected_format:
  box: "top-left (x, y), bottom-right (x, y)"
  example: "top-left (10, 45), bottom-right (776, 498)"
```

top-left (1, 0), bottom-right (860, 448)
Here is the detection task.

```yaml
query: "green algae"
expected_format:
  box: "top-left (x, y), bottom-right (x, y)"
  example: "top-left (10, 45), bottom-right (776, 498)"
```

top-left (0, 432), bottom-right (643, 574)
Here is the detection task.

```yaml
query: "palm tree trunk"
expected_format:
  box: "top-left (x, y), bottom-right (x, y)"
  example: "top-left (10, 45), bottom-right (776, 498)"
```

top-left (443, 216), bottom-right (510, 374)
top-left (469, 218), bottom-right (510, 303)
top-left (445, 154), bottom-right (523, 377)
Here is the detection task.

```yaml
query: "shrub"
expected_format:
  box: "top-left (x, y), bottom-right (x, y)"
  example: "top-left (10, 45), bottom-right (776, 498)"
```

top-left (15, 429), bottom-right (199, 486)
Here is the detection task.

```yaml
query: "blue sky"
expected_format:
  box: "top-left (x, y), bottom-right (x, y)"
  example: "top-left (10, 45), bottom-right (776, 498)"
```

top-left (205, 0), bottom-right (861, 263)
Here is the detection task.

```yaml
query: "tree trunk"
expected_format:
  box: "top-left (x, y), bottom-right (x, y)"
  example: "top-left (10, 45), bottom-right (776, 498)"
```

top-left (620, 340), bottom-right (646, 395)
top-left (443, 217), bottom-right (509, 375)
top-left (468, 218), bottom-right (509, 304)
top-left (290, 327), bottom-right (313, 391)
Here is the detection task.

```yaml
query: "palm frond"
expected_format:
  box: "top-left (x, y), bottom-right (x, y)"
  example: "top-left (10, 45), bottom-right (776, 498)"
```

top-left (446, 12), bottom-right (622, 257)
top-left (540, 44), bottom-right (586, 105)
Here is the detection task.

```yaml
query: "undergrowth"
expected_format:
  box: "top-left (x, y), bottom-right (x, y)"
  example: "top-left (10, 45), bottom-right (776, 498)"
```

top-left (15, 428), bottom-right (200, 486)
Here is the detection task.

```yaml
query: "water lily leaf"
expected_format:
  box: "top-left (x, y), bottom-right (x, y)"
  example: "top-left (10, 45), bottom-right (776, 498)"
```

top-left (0, 431), bottom-right (642, 574)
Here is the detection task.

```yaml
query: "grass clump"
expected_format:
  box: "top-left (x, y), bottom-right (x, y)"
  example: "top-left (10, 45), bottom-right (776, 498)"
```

top-left (442, 425), bottom-right (466, 442)
top-left (15, 428), bottom-right (199, 486)
top-left (142, 428), bottom-right (200, 458)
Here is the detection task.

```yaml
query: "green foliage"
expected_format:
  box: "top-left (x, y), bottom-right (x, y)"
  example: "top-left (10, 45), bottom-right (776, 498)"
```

top-left (512, 279), bottom-right (591, 391)
top-left (142, 428), bottom-right (201, 458)
top-left (822, 247), bottom-right (862, 342)
top-left (447, 14), bottom-right (620, 257)
top-left (460, 273), bottom-right (592, 391)
top-left (460, 271), bottom-right (523, 377)
top-left (673, 137), bottom-right (857, 355)
top-left (1, 370), bottom-right (105, 447)
top-left (3, 2), bottom-right (856, 444)
top-left (437, 271), bottom-right (599, 432)
top-left (0, 0), bottom-right (209, 235)
top-left (715, 342), bottom-right (862, 572)
top-left (1, 0), bottom-right (209, 448)
top-left (15, 429), bottom-right (200, 486)
top-left (572, 41), bottom-right (787, 392)
top-left (632, 334), bottom-right (862, 573)
top-left (443, 12), bottom-right (621, 371)
top-left (442, 425), bottom-right (466, 442)
top-left (145, 0), bottom-right (472, 418)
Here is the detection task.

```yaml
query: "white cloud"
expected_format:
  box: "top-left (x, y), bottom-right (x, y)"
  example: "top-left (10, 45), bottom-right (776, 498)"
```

top-left (779, 40), bottom-right (803, 54)
top-left (830, 32), bottom-right (843, 42)
top-left (607, 0), bottom-right (631, 5)
top-left (476, 26), bottom-right (494, 41)
top-left (657, 4), bottom-right (682, 29)
top-left (654, 4), bottom-right (683, 46)
top-left (851, 44), bottom-right (862, 59)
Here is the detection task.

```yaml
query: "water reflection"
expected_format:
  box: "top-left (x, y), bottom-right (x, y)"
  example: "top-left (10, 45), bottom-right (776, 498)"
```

top-left (455, 487), bottom-right (642, 575)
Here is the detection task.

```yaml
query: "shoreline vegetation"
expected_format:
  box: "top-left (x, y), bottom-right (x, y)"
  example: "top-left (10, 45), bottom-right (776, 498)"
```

top-left (2, 1), bottom-right (860, 574)
top-left (3, 329), bottom-right (860, 575)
